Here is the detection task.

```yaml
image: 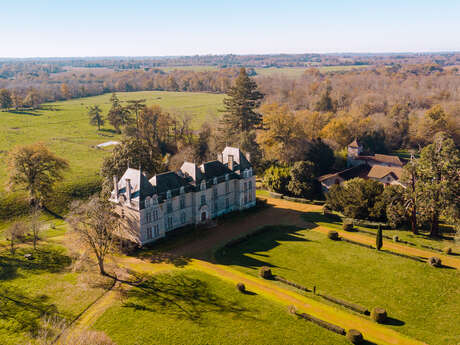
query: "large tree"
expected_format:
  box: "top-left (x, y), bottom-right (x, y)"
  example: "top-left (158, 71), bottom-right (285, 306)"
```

top-left (107, 93), bottom-right (132, 134)
top-left (7, 143), bottom-right (69, 206)
top-left (88, 105), bottom-right (104, 131)
top-left (287, 161), bottom-right (318, 199)
top-left (0, 88), bottom-right (13, 110)
top-left (127, 99), bottom-right (146, 134)
top-left (415, 133), bottom-right (460, 237)
top-left (220, 67), bottom-right (263, 140)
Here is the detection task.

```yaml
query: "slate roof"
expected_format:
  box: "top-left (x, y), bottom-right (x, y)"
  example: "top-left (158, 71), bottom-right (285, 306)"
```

top-left (356, 154), bottom-right (403, 166)
top-left (200, 160), bottom-right (233, 180)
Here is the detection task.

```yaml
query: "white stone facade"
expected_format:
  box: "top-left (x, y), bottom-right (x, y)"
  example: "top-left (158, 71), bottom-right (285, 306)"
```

top-left (109, 147), bottom-right (256, 245)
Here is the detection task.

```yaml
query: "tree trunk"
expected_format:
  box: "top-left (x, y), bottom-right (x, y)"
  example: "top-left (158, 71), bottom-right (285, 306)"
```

top-left (410, 206), bottom-right (418, 235)
top-left (429, 212), bottom-right (439, 237)
top-left (97, 257), bottom-right (107, 276)
top-left (33, 235), bottom-right (37, 251)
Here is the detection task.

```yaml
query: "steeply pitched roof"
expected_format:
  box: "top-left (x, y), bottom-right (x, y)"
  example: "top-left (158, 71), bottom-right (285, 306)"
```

top-left (200, 160), bottom-right (233, 179)
top-left (348, 138), bottom-right (360, 148)
top-left (318, 164), bottom-right (370, 182)
top-left (222, 147), bottom-right (251, 171)
top-left (117, 168), bottom-right (154, 208)
top-left (367, 165), bottom-right (404, 179)
top-left (149, 171), bottom-right (190, 195)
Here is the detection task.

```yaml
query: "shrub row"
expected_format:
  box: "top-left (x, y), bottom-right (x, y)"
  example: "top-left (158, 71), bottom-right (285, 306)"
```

top-left (267, 191), bottom-right (325, 205)
top-left (318, 293), bottom-right (370, 315)
top-left (348, 219), bottom-right (389, 229)
top-left (274, 275), bottom-right (310, 292)
top-left (298, 313), bottom-right (346, 335)
top-left (420, 244), bottom-right (444, 253)
top-left (341, 238), bottom-right (374, 249)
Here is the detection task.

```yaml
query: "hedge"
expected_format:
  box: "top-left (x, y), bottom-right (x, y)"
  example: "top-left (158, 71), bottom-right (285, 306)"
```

top-left (318, 293), bottom-right (369, 315)
top-left (274, 275), bottom-right (310, 292)
top-left (298, 313), bottom-right (346, 335)
top-left (266, 191), bottom-right (325, 205)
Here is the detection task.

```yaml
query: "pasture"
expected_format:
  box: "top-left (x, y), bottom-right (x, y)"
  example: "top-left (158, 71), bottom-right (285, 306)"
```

top-left (216, 225), bottom-right (460, 345)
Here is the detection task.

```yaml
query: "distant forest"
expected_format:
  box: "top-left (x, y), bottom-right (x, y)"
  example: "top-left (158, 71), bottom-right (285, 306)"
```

top-left (1, 53), bottom-right (459, 151)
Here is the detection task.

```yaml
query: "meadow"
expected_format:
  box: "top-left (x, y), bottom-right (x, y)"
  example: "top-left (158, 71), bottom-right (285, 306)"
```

top-left (0, 91), bottom-right (224, 220)
top-left (216, 225), bottom-right (460, 345)
top-left (93, 269), bottom-right (349, 345)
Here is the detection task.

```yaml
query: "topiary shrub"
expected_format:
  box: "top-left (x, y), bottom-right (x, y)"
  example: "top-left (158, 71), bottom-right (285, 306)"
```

top-left (393, 235), bottom-right (399, 242)
top-left (371, 307), bottom-right (387, 323)
top-left (343, 220), bottom-right (354, 231)
top-left (236, 282), bottom-right (245, 293)
top-left (347, 329), bottom-right (363, 344)
top-left (259, 266), bottom-right (272, 279)
top-left (428, 256), bottom-right (442, 267)
top-left (444, 247), bottom-right (452, 255)
top-left (327, 230), bottom-right (339, 241)
top-left (287, 305), bottom-right (297, 315)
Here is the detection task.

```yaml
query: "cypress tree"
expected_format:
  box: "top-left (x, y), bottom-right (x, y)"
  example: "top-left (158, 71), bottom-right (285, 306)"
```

top-left (220, 68), bottom-right (263, 140)
top-left (376, 225), bottom-right (383, 250)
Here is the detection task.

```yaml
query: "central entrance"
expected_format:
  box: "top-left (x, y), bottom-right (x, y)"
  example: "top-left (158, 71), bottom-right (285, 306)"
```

top-left (201, 212), bottom-right (207, 222)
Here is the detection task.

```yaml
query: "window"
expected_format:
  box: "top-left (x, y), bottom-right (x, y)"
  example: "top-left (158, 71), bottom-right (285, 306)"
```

top-left (181, 212), bottom-right (186, 224)
top-left (167, 217), bottom-right (173, 230)
top-left (180, 197), bottom-right (185, 209)
top-left (214, 201), bottom-right (218, 212)
top-left (153, 209), bottom-right (159, 221)
top-left (213, 187), bottom-right (218, 199)
top-left (200, 180), bottom-right (206, 191)
top-left (180, 186), bottom-right (185, 194)
top-left (146, 227), bottom-right (152, 240)
top-left (244, 182), bottom-right (248, 191)
top-left (244, 193), bottom-right (248, 204)
top-left (225, 198), bottom-right (229, 209)
top-left (225, 181), bottom-right (229, 193)
top-left (248, 191), bottom-right (252, 202)
top-left (201, 194), bottom-right (206, 206)
top-left (153, 224), bottom-right (159, 237)
top-left (146, 212), bottom-right (151, 224)
top-left (249, 181), bottom-right (252, 191)
top-left (166, 190), bottom-right (171, 199)
top-left (225, 173), bottom-right (229, 181)
top-left (167, 202), bottom-right (173, 214)
top-left (213, 177), bottom-right (217, 185)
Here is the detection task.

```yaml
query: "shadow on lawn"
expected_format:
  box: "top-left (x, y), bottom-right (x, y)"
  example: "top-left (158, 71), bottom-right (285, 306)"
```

top-left (7, 110), bottom-right (42, 116)
top-left (216, 225), bottom-right (313, 269)
top-left (0, 246), bottom-right (71, 281)
top-left (122, 272), bottom-right (255, 322)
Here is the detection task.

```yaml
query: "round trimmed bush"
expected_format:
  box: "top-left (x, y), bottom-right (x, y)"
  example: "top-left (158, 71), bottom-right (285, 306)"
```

top-left (393, 235), bottom-right (399, 242)
top-left (347, 329), bottom-right (363, 344)
top-left (444, 247), bottom-right (452, 255)
top-left (287, 305), bottom-right (297, 315)
top-left (371, 307), bottom-right (387, 323)
top-left (328, 230), bottom-right (339, 241)
top-left (343, 220), bottom-right (354, 231)
top-left (428, 256), bottom-right (442, 267)
top-left (236, 282), bottom-right (245, 293)
top-left (259, 266), bottom-right (272, 279)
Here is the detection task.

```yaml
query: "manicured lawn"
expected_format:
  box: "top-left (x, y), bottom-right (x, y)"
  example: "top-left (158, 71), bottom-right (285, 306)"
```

top-left (0, 241), bottom-right (111, 345)
top-left (216, 225), bottom-right (460, 345)
top-left (93, 269), bottom-right (349, 345)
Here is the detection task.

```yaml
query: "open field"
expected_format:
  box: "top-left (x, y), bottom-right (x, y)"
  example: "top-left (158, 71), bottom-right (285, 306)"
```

top-left (0, 237), bottom-right (112, 345)
top-left (93, 268), bottom-right (349, 345)
top-left (216, 224), bottom-right (460, 345)
top-left (254, 65), bottom-right (371, 77)
top-left (0, 91), bottom-right (224, 219)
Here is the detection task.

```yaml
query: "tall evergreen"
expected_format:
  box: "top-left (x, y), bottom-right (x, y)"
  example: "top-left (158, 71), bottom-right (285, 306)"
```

top-left (376, 225), bottom-right (383, 250)
top-left (220, 68), bottom-right (263, 141)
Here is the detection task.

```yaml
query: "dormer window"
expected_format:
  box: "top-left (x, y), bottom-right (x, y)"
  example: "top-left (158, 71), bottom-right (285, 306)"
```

top-left (180, 186), bottom-right (185, 194)
top-left (248, 168), bottom-right (252, 177)
top-left (166, 190), bottom-right (171, 199)
top-left (145, 196), bottom-right (151, 207)
top-left (213, 177), bottom-right (217, 185)
top-left (200, 180), bottom-right (206, 191)
top-left (225, 173), bottom-right (229, 181)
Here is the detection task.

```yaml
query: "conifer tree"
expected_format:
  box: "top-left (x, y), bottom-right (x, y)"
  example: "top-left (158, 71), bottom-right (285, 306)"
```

top-left (220, 68), bottom-right (263, 140)
top-left (376, 225), bottom-right (383, 250)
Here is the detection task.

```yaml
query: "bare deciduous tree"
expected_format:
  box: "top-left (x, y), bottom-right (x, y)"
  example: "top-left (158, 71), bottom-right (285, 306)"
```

top-left (5, 221), bottom-right (26, 255)
top-left (30, 207), bottom-right (44, 250)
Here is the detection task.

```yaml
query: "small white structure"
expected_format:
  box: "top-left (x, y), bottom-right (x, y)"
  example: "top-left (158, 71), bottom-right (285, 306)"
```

top-left (109, 147), bottom-right (256, 245)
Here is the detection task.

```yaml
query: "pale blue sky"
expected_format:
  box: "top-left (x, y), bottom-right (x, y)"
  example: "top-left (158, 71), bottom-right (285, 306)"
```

top-left (1, 0), bottom-right (459, 57)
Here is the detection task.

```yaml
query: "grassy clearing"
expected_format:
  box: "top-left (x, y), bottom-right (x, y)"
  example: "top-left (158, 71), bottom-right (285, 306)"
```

top-left (216, 225), bottom-right (460, 345)
top-left (93, 269), bottom-right (349, 345)
top-left (0, 238), bottom-right (111, 345)
top-left (254, 65), bottom-right (370, 77)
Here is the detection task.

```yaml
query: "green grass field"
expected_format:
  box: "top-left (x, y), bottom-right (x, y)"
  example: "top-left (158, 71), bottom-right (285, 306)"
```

top-left (93, 269), bottom-right (349, 345)
top-left (0, 238), bottom-right (112, 345)
top-left (0, 91), bottom-right (224, 185)
top-left (216, 225), bottom-right (460, 345)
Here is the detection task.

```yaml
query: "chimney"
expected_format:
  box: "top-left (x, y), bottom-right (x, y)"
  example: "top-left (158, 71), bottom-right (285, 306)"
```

top-left (228, 155), bottom-right (234, 171)
top-left (245, 152), bottom-right (251, 162)
top-left (126, 179), bottom-right (132, 204)
top-left (113, 175), bottom-right (119, 201)
top-left (217, 153), bottom-right (223, 162)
